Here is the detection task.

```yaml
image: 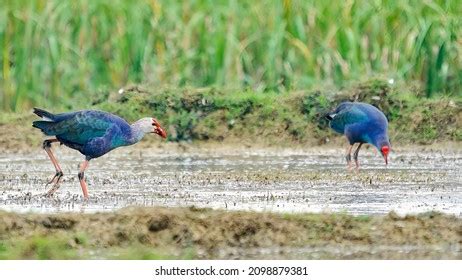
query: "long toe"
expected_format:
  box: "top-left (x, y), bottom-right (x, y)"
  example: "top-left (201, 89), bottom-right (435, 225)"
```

top-left (346, 162), bottom-right (353, 171)
top-left (46, 187), bottom-right (57, 197)
top-left (45, 176), bottom-right (57, 186)
top-left (45, 190), bottom-right (54, 198)
top-left (45, 171), bottom-right (63, 186)
top-left (45, 176), bottom-right (63, 197)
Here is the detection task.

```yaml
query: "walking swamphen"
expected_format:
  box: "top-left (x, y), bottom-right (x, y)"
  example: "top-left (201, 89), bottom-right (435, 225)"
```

top-left (326, 102), bottom-right (390, 169)
top-left (32, 108), bottom-right (167, 199)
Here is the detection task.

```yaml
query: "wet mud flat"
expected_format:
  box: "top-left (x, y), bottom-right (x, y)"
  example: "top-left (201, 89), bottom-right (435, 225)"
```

top-left (0, 146), bottom-right (460, 215)
top-left (0, 146), bottom-right (461, 259)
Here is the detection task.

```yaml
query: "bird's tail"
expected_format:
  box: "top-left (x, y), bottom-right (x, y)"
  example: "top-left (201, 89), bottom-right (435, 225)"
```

top-left (33, 108), bottom-right (59, 135)
top-left (324, 112), bottom-right (335, 121)
top-left (32, 121), bottom-right (57, 135)
top-left (33, 107), bottom-right (56, 121)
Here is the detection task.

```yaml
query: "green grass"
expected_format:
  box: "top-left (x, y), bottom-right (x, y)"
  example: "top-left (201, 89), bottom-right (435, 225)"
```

top-left (93, 80), bottom-right (461, 144)
top-left (0, 80), bottom-right (459, 149)
top-left (0, 237), bottom-right (191, 260)
top-left (1, 0), bottom-right (461, 111)
top-left (0, 235), bottom-right (79, 260)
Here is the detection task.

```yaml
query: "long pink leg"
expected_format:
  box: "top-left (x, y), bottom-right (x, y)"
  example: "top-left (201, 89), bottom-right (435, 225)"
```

top-left (43, 139), bottom-right (64, 196)
top-left (353, 143), bottom-right (363, 171)
top-left (78, 160), bottom-right (90, 200)
top-left (345, 144), bottom-right (354, 170)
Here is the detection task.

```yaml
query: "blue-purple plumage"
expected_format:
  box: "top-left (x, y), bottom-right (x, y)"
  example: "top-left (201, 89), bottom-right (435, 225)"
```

top-left (33, 109), bottom-right (138, 159)
top-left (327, 102), bottom-right (390, 151)
top-left (33, 108), bottom-right (167, 199)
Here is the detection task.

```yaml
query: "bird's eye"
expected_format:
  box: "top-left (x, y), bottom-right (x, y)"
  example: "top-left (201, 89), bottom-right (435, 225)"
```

top-left (152, 118), bottom-right (159, 127)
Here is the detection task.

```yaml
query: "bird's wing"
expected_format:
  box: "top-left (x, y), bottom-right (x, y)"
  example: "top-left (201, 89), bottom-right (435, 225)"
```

top-left (329, 105), bottom-right (369, 134)
top-left (50, 111), bottom-right (116, 145)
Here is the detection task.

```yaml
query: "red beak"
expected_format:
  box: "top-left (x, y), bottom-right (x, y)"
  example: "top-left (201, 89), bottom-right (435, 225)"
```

top-left (155, 126), bottom-right (167, 139)
top-left (381, 146), bottom-right (390, 165)
top-left (152, 118), bottom-right (167, 139)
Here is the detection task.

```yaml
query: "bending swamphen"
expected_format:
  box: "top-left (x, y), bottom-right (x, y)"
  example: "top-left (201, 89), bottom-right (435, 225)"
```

top-left (32, 108), bottom-right (167, 199)
top-left (326, 102), bottom-right (390, 169)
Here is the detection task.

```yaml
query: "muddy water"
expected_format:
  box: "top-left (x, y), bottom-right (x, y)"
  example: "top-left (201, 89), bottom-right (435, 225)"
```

top-left (0, 147), bottom-right (460, 216)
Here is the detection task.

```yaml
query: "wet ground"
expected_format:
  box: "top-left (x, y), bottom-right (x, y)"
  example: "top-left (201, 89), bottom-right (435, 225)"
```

top-left (0, 146), bottom-right (460, 216)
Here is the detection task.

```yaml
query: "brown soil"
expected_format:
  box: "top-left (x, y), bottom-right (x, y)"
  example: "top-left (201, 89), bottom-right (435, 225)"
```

top-left (0, 207), bottom-right (460, 259)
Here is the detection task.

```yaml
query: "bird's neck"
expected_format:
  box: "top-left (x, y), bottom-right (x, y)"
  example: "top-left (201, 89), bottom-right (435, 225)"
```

top-left (127, 121), bottom-right (149, 145)
top-left (372, 132), bottom-right (390, 150)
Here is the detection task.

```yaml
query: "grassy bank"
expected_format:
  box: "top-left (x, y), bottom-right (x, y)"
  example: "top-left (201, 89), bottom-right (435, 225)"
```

top-left (0, 80), bottom-right (460, 151)
top-left (1, 0), bottom-right (461, 111)
top-left (0, 207), bottom-right (460, 259)
top-left (96, 80), bottom-right (461, 145)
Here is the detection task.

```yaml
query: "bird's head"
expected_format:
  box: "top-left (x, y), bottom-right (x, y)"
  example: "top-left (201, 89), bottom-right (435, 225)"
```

top-left (136, 117), bottom-right (167, 139)
top-left (373, 134), bottom-right (391, 166)
top-left (380, 145), bottom-right (390, 165)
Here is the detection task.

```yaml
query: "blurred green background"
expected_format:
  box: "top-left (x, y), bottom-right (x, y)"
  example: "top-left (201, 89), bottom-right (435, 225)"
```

top-left (0, 0), bottom-right (461, 112)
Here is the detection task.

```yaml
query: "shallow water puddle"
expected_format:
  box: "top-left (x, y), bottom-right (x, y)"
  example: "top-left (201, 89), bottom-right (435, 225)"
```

top-left (0, 148), bottom-right (460, 215)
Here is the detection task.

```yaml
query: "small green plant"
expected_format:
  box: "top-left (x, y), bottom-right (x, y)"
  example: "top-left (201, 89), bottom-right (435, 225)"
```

top-left (91, 82), bottom-right (461, 144)
top-left (0, 235), bottom-right (78, 260)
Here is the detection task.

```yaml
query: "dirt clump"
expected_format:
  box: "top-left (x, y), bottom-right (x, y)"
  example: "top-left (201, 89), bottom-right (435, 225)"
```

top-left (0, 207), bottom-right (460, 259)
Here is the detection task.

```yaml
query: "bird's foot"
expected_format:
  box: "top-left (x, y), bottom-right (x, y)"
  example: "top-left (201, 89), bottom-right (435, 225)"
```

top-left (354, 160), bottom-right (360, 173)
top-left (79, 200), bottom-right (89, 213)
top-left (42, 191), bottom-right (57, 200)
top-left (45, 188), bottom-right (57, 198)
top-left (346, 162), bottom-right (354, 172)
top-left (45, 171), bottom-right (63, 187)
top-left (45, 172), bottom-right (63, 198)
top-left (82, 193), bottom-right (89, 202)
top-left (42, 192), bottom-right (61, 204)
